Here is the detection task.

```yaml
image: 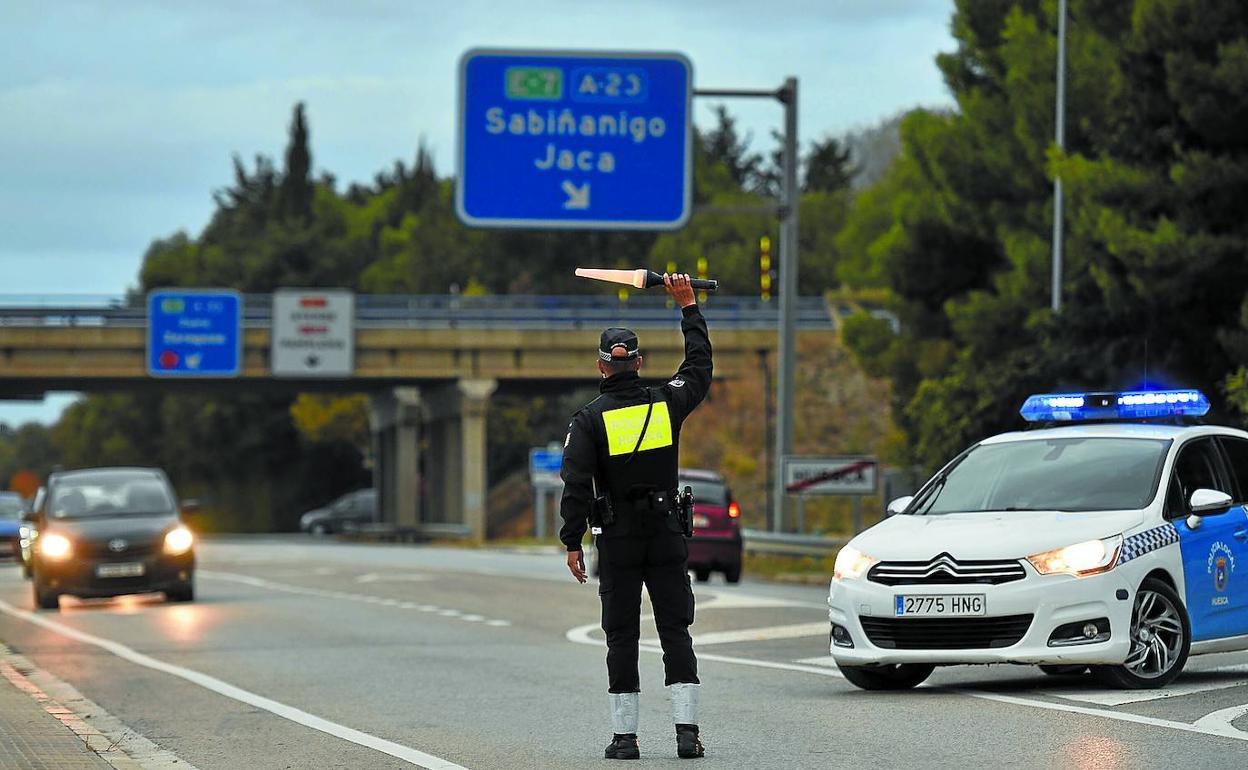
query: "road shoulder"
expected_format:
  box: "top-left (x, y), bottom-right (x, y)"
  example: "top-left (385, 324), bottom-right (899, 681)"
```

top-left (1, 641), bottom-right (196, 770)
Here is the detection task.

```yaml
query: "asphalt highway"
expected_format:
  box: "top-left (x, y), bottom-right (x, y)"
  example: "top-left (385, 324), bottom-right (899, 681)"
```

top-left (1, 536), bottom-right (1247, 769)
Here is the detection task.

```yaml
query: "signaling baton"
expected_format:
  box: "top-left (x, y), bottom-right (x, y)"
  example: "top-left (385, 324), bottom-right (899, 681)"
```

top-left (575, 267), bottom-right (718, 293)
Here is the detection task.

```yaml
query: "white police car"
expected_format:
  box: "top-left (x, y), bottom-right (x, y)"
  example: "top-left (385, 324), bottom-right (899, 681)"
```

top-left (829, 389), bottom-right (1248, 690)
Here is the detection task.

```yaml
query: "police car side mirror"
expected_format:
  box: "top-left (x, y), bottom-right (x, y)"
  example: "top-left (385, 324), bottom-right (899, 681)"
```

top-left (886, 496), bottom-right (914, 516)
top-left (1189, 488), bottom-right (1233, 516)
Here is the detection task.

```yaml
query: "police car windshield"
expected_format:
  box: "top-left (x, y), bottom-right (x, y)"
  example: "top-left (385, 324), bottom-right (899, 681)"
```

top-left (913, 437), bottom-right (1171, 514)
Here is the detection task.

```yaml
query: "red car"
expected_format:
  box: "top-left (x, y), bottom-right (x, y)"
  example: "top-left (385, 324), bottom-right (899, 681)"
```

top-left (680, 469), bottom-right (743, 583)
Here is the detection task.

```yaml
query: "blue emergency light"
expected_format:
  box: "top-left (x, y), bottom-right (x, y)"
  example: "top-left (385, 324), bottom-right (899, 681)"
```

top-left (1020, 389), bottom-right (1210, 423)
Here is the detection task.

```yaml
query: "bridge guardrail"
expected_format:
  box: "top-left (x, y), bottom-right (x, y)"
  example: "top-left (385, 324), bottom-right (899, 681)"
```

top-left (0, 294), bottom-right (842, 330)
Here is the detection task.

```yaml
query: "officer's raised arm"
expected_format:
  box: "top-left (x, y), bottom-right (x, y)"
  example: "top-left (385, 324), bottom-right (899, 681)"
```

top-left (558, 410), bottom-right (596, 580)
top-left (661, 273), bottom-right (713, 422)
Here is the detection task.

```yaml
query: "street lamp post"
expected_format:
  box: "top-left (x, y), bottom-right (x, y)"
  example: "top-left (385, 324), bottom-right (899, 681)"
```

top-left (1051, 0), bottom-right (1068, 313)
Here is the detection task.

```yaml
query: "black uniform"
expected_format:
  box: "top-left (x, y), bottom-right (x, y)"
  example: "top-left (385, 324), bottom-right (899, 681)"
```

top-left (559, 305), bottom-right (713, 694)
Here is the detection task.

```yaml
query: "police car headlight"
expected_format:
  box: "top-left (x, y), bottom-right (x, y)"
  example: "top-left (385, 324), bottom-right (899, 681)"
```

top-left (833, 546), bottom-right (878, 582)
top-left (1027, 535), bottom-right (1122, 577)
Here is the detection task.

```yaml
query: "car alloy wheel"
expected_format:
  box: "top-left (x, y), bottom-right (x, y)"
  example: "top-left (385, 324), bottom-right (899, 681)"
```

top-left (1124, 587), bottom-right (1184, 679)
top-left (1092, 577), bottom-right (1190, 689)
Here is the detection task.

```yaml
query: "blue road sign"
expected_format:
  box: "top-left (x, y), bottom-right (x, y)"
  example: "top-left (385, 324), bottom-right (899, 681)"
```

top-left (529, 447), bottom-right (564, 476)
top-left (147, 290), bottom-right (242, 377)
top-left (457, 49), bottom-right (692, 230)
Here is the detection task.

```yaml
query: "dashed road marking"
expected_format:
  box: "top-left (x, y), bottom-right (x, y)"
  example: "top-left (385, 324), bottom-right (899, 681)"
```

top-left (199, 570), bottom-right (510, 628)
top-left (355, 572), bottom-right (432, 584)
top-left (0, 599), bottom-right (471, 770)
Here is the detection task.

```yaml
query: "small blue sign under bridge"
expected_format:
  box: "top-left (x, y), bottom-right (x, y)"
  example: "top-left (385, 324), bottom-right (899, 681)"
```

top-left (147, 289), bottom-right (242, 377)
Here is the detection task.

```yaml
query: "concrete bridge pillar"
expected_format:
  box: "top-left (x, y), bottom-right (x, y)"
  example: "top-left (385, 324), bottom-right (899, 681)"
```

top-left (369, 387), bottom-right (422, 529)
top-left (424, 378), bottom-right (497, 541)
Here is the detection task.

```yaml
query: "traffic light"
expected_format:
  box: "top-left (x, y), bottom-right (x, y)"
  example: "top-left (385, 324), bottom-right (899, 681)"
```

top-left (760, 235), bottom-right (772, 302)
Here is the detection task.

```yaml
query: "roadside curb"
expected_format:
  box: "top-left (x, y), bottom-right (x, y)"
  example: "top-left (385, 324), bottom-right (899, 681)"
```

top-left (0, 641), bottom-right (198, 770)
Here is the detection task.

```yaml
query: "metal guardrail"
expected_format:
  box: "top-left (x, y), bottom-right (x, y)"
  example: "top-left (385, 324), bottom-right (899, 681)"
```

top-left (742, 528), bottom-right (847, 557)
top-left (0, 294), bottom-right (840, 331)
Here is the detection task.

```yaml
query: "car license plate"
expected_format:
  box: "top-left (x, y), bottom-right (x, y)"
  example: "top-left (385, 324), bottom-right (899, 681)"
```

top-left (97, 562), bottom-right (145, 578)
top-left (692, 514), bottom-right (710, 528)
top-left (894, 594), bottom-right (985, 617)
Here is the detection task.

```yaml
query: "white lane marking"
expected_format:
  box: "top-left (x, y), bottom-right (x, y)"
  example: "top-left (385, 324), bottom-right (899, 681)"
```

top-left (793, 656), bottom-right (840, 668)
top-left (1193, 702), bottom-right (1248, 737)
top-left (568, 623), bottom-right (1248, 742)
top-left (0, 599), bottom-right (470, 770)
top-left (1043, 665), bottom-right (1248, 706)
top-left (641, 622), bottom-right (828, 647)
top-left (959, 689), bottom-right (1248, 742)
top-left (566, 622), bottom-right (844, 679)
top-left (696, 589), bottom-right (824, 611)
top-left (199, 570), bottom-right (510, 629)
top-left (356, 572), bottom-right (432, 584)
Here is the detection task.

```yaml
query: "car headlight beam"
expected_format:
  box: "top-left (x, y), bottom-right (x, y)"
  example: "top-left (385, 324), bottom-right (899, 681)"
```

top-left (833, 546), bottom-right (878, 582)
top-left (1027, 535), bottom-right (1122, 577)
top-left (164, 526), bottom-right (194, 555)
top-left (39, 533), bottom-right (72, 560)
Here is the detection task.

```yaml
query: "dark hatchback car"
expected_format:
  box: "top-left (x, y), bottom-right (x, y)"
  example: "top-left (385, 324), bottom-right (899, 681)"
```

top-left (27, 468), bottom-right (195, 610)
top-left (299, 489), bottom-right (377, 535)
top-left (680, 469), bottom-right (743, 583)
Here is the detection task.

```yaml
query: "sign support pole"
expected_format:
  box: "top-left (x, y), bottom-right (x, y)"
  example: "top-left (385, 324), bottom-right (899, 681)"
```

top-left (534, 489), bottom-right (547, 540)
top-left (693, 78), bottom-right (799, 534)
top-left (775, 77), bottom-right (799, 533)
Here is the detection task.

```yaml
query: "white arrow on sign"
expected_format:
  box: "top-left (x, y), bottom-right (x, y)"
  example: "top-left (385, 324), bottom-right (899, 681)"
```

top-left (561, 180), bottom-right (590, 210)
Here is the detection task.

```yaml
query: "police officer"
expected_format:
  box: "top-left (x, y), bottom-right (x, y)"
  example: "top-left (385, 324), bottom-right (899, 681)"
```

top-left (560, 273), bottom-right (712, 761)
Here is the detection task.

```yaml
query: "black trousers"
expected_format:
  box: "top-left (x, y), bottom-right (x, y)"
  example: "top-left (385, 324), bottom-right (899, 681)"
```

top-left (597, 531), bottom-right (698, 693)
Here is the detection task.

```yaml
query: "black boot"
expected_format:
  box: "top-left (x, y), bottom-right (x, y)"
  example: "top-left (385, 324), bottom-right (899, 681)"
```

top-left (676, 724), bottom-right (704, 758)
top-left (605, 734), bottom-right (640, 760)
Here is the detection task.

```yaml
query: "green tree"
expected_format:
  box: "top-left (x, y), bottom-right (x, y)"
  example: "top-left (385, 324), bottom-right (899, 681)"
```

top-left (804, 136), bottom-right (855, 193)
top-left (841, 0), bottom-right (1248, 468)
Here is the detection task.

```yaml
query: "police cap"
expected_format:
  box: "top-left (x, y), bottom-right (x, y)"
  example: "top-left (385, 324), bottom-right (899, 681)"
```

top-left (599, 327), bottom-right (640, 362)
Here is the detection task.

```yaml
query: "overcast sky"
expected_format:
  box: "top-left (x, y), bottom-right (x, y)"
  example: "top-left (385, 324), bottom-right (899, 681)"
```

top-left (0, 0), bottom-right (955, 425)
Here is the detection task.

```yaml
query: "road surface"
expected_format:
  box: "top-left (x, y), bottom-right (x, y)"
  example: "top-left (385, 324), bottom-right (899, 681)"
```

top-left (1, 536), bottom-right (1247, 769)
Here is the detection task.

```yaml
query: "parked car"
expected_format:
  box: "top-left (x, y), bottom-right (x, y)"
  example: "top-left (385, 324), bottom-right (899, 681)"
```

top-left (680, 469), bottom-right (744, 583)
top-left (27, 467), bottom-right (195, 610)
top-left (300, 489), bottom-right (377, 535)
top-left (0, 492), bottom-right (24, 562)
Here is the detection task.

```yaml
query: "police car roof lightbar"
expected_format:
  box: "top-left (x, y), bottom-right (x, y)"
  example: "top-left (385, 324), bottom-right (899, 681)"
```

top-left (1020, 389), bottom-right (1210, 423)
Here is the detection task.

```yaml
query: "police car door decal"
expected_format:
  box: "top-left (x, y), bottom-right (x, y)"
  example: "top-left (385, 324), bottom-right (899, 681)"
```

top-left (1174, 439), bottom-right (1248, 640)
top-left (1180, 511), bottom-right (1248, 641)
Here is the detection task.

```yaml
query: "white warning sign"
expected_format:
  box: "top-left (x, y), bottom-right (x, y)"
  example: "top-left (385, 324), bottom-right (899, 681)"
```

top-left (271, 290), bottom-right (354, 377)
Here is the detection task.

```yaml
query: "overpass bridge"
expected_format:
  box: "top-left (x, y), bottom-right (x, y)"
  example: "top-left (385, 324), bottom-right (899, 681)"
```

top-left (0, 294), bottom-right (844, 540)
